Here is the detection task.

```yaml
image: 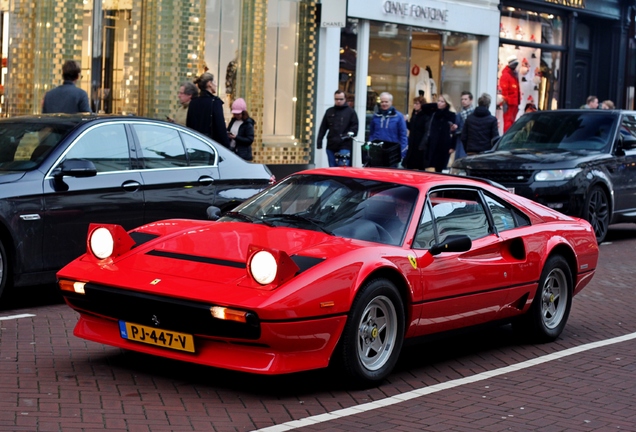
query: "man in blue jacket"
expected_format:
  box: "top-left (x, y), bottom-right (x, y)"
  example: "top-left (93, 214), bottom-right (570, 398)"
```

top-left (369, 92), bottom-right (407, 167)
top-left (42, 60), bottom-right (91, 114)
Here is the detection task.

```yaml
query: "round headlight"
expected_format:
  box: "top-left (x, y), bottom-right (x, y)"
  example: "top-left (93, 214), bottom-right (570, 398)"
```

top-left (250, 250), bottom-right (277, 285)
top-left (90, 227), bottom-right (114, 259)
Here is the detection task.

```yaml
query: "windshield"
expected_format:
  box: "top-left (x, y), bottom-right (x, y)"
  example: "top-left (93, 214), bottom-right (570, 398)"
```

top-left (0, 122), bottom-right (75, 171)
top-left (497, 111), bottom-right (616, 153)
top-left (224, 174), bottom-right (419, 246)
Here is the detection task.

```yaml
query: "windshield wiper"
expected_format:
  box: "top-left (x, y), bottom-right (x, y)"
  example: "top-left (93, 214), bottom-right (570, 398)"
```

top-left (224, 211), bottom-right (273, 226)
top-left (262, 214), bottom-right (334, 235)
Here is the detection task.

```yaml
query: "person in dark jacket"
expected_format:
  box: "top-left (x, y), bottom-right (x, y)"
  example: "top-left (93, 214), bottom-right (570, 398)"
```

top-left (42, 60), bottom-right (91, 114)
top-left (186, 72), bottom-right (230, 147)
top-left (316, 90), bottom-right (359, 166)
top-left (461, 93), bottom-right (499, 154)
top-left (424, 93), bottom-right (458, 172)
top-left (227, 98), bottom-right (255, 161)
top-left (403, 96), bottom-right (431, 170)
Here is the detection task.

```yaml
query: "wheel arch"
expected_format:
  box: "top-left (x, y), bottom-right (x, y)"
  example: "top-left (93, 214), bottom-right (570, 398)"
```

top-left (546, 243), bottom-right (577, 284)
top-left (358, 266), bottom-right (411, 332)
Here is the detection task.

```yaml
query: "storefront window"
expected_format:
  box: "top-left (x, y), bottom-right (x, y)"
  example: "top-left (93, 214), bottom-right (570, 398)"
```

top-left (498, 7), bottom-right (564, 117)
top-left (367, 21), bottom-right (410, 115)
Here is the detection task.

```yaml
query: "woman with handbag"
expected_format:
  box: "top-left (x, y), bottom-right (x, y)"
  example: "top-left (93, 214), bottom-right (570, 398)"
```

top-left (424, 94), bottom-right (458, 172)
top-left (186, 72), bottom-right (230, 147)
top-left (403, 96), bottom-right (431, 170)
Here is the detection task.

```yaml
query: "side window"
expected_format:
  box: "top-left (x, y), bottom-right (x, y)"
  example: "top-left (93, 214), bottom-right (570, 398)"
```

top-left (483, 194), bottom-right (517, 232)
top-left (181, 133), bottom-right (217, 166)
top-left (134, 124), bottom-right (187, 169)
top-left (415, 189), bottom-right (491, 249)
top-left (620, 115), bottom-right (636, 150)
top-left (413, 201), bottom-right (435, 249)
top-left (63, 124), bottom-right (130, 172)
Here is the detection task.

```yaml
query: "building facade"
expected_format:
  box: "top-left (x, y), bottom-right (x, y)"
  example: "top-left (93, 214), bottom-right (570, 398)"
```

top-left (0, 0), bottom-right (319, 168)
top-left (1, 0), bottom-right (635, 170)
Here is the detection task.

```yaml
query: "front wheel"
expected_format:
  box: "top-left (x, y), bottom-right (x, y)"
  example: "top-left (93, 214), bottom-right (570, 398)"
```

top-left (583, 186), bottom-right (609, 243)
top-left (339, 278), bottom-right (404, 385)
top-left (515, 255), bottom-right (572, 342)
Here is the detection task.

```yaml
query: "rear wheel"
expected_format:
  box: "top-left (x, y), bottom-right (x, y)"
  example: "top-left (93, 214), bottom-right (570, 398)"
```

top-left (583, 186), bottom-right (609, 243)
top-left (515, 255), bottom-right (572, 342)
top-left (339, 278), bottom-right (404, 385)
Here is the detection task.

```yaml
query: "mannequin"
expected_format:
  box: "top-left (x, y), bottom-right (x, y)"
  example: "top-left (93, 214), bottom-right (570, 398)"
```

top-left (499, 55), bottom-right (520, 132)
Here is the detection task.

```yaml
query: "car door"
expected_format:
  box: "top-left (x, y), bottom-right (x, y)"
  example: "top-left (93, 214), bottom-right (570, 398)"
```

top-left (409, 187), bottom-right (514, 337)
top-left (42, 122), bottom-right (144, 270)
top-left (131, 123), bottom-right (220, 222)
top-left (611, 114), bottom-right (636, 214)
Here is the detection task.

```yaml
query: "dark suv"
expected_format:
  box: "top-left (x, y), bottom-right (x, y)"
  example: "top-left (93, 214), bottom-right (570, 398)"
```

top-left (451, 109), bottom-right (636, 243)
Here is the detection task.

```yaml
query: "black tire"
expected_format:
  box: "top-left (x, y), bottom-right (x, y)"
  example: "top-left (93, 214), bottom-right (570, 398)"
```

top-left (515, 255), bottom-right (573, 342)
top-left (0, 240), bottom-right (8, 302)
top-left (582, 185), bottom-right (609, 243)
top-left (339, 278), bottom-right (404, 385)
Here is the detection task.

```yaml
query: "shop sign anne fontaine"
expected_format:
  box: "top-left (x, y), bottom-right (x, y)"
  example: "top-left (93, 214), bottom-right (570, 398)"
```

top-left (382, 1), bottom-right (449, 23)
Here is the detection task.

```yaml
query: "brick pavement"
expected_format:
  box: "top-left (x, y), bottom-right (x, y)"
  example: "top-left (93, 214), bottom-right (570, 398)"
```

top-left (0, 225), bottom-right (635, 431)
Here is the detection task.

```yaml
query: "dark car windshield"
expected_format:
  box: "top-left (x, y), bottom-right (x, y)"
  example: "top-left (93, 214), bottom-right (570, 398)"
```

top-left (225, 174), bottom-right (419, 246)
top-left (497, 111), bottom-right (617, 153)
top-left (0, 122), bottom-right (75, 171)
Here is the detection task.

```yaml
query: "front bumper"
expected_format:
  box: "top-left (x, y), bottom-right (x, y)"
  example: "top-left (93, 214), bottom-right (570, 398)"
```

top-left (73, 310), bottom-right (347, 374)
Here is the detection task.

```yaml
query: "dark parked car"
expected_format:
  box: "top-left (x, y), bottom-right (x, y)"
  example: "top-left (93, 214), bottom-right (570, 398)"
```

top-left (0, 114), bottom-right (274, 301)
top-left (451, 109), bottom-right (636, 243)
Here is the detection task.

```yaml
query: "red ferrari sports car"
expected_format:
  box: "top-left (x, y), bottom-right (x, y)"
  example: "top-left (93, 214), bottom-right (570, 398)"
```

top-left (58, 168), bottom-right (599, 385)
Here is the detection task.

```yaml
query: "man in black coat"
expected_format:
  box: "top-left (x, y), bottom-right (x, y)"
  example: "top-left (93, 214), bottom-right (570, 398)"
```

top-left (316, 90), bottom-right (359, 166)
top-left (461, 93), bottom-right (499, 154)
top-left (186, 72), bottom-right (230, 147)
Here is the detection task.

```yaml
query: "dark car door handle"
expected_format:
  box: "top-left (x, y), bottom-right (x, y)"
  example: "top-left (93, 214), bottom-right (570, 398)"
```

top-left (198, 176), bottom-right (215, 185)
top-left (121, 180), bottom-right (141, 192)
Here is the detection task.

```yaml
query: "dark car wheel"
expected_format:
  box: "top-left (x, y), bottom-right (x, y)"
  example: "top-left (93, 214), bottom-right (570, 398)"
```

top-left (0, 240), bottom-right (8, 300)
top-left (515, 255), bottom-right (572, 342)
top-left (583, 186), bottom-right (609, 243)
top-left (340, 278), bottom-right (404, 385)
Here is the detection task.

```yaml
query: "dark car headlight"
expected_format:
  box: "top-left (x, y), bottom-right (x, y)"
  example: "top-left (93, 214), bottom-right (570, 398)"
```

top-left (534, 168), bottom-right (582, 182)
top-left (450, 167), bottom-right (467, 176)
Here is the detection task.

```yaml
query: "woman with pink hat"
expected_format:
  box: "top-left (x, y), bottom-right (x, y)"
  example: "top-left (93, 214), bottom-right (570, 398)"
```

top-left (227, 98), bottom-right (255, 161)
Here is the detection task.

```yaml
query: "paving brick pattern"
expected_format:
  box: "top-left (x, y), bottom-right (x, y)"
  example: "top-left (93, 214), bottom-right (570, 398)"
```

top-left (1, 225), bottom-right (636, 431)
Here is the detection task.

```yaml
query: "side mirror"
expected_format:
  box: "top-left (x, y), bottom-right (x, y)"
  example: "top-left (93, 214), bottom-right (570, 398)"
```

top-left (429, 234), bottom-right (472, 256)
top-left (206, 206), bottom-right (222, 221)
top-left (54, 159), bottom-right (97, 178)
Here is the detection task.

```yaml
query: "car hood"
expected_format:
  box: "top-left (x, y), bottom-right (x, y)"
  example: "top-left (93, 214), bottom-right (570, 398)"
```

top-left (0, 171), bottom-right (27, 184)
top-left (118, 221), bottom-right (362, 285)
top-left (458, 149), bottom-right (606, 170)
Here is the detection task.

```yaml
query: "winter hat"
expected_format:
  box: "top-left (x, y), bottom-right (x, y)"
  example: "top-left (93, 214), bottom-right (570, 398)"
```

top-left (506, 55), bottom-right (518, 66)
top-left (231, 98), bottom-right (247, 114)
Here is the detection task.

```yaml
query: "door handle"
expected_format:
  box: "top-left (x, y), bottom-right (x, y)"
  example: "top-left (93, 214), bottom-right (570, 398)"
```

top-left (198, 176), bottom-right (214, 185)
top-left (122, 180), bottom-right (141, 192)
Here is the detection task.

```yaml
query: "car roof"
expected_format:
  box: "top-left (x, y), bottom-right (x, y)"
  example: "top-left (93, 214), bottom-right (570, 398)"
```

top-left (295, 167), bottom-right (507, 191)
top-left (0, 114), bottom-right (171, 127)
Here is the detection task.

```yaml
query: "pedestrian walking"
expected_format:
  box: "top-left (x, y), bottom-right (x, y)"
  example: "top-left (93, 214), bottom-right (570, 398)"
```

top-left (454, 91), bottom-right (474, 159)
top-left (461, 93), bottom-right (499, 155)
top-left (581, 95), bottom-right (599, 109)
top-left (601, 100), bottom-right (615, 110)
top-left (500, 55), bottom-right (520, 133)
top-left (227, 98), bottom-right (255, 161)
top-left (186, 72), bottom-right (229, 147)
top-left (167, 82), bottom-right (198, 125)
top-left (41, 60), bottom-right (91, 114)
top-left (403, 96), bottom-right (431, 170)
top-left (423, 94), bottom-right (458, 172)
top-left (316, 90), bottom-right (359, 166)
top-left (368, 92), bottom-right (408, 167)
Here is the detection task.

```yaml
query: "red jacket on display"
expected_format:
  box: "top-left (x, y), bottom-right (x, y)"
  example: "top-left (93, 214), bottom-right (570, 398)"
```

top-left (499, 65), bottom-right (520, 107)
